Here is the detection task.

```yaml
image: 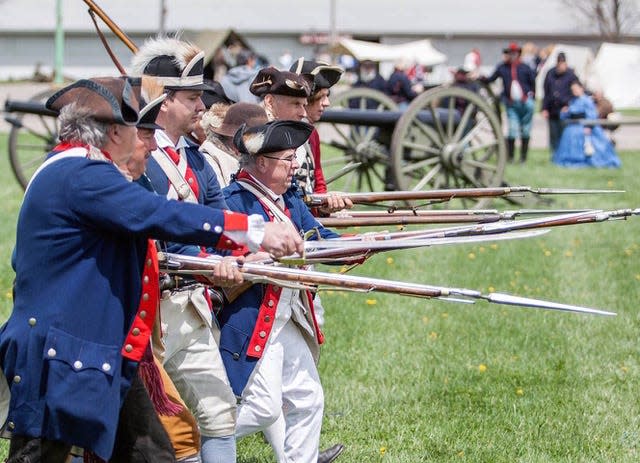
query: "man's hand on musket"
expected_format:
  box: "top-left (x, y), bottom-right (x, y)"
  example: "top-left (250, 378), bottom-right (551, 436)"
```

top-left (199, 256), bottom-right (246, 287)
top-left (319, 192), bottom-right (353, 215)
top-left (262, 222), bottom-right (304, 258)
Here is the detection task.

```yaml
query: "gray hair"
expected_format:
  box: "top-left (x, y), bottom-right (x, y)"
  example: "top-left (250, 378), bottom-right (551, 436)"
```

top-left (238, 152), bottom-right (257, 168)
top-left (57, 102), bottom-right (110, 147)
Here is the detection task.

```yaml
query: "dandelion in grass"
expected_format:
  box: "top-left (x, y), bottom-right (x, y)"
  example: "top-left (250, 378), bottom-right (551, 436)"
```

top-left (479, 246), bottom-right (485, 253)
top-left (607, 180), bottom-right (614, 187)
top-left (490, 244), bottom-right (498, 250)
top-left (5, 291), bottom-right (11, 300)
top-left (441, 312), bottom-right (448, 318)
top-left (366, 299), bottom-right (377, 305)
top-left (478, 363), bottom-right (487, 373)
top-left (516, 388), bottom-right (524, 396)
top-left (488, 286), bottom-right (495, 292)
top-left (386, 256), bottom-right (394, 265)
top-left (544, 249), bottom-right (552, 257)
top-left (621, 365), bottom-right (629, 373)
top-left (339, 265), bottom-right (349, 273)
top-left (468, 252), bottom-right (476, 260)
top-left (514, 270), bottom-right (521, 276)
top-left (457, 450), bottom-right (465, 457)
top-left (635, 274), bottom-right (640, 281)
top-left (429, 331), bottom-right (438, 340)
top-left (422, 316), bottom-right (429, 324)
top-left (380, 446), bottom-right (387, 456)
top-left (564, 250), bottom-right (573, 257)
top-left (624, 248), bottom-right (633, 256)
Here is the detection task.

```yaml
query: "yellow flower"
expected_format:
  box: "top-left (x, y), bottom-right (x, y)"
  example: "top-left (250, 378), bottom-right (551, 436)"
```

top-left (479, 246), bottom-right (485, 253)
top-left (488, 286), bottom-right (495, 292)
top-left (624, 249), bottom-right (633, 256)
top-left (489, 244), bottom-right (498, 250)
top-left (607, 180), bottom-right (614, 187)
top-left (621, 365), bottom-right (629, 373)
top-left (468, 252), bottom-right (476, 260)
top-left (386, 257), bottom-right (394, 265)
top-left (422, 316), bottom-right (429, 324)
top-left (457, 450), bottom-right (465, 457)
top-left (5, 291), bottom-right (12, 300)
top-left (478, 363), bottom-right (487, 373)
top-left (429, 331), bottom-right (438, 340)
top-left (564, 250), bottom-right (573, 257)
top-left (380, 446), bottom-right (387, 456)
top-left (544, 250), bottom-right (552, 257)
top-left (441, 312), bottom-right (448, 318)
top-left (366, 299), bottom-right (377, 305)
top-left (635, 274), bottom-right (640, 281)
top-left (514, 270), bottom-right (521, 276)
top-left (516, 388), bottom-right (524, 396)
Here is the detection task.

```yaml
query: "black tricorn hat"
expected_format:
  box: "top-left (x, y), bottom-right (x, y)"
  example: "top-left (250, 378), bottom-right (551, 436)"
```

top-left (141, 51), bottom-right (212, 91)
top-left (45, 77), bottom-right (139, 125)
top-left (201, 79), bottom-right (235, 108)
top-left (249, 67), bottom-right (311, 98)
top-left (290, 58), bottom-right (344, 93)
top-left (234, 120), bottom-right (314, 156)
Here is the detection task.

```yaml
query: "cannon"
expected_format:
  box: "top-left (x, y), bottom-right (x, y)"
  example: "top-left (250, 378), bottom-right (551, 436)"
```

top-left (318, 85), bottom-right (506, 208)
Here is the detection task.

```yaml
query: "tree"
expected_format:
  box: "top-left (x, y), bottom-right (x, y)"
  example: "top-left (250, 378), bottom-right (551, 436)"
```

top-left (561, 0), bottom-right (640, 42)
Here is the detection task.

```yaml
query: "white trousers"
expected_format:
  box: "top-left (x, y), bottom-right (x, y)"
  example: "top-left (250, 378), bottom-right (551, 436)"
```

top-left (157, 287), bottom-right (237, 437)
top-left (235, 318), bottom-right (323, 463)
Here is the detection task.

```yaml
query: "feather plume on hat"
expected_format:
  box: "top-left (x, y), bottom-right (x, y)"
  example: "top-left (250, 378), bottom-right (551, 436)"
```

top-left (141, 75), bottom-right (166, 103)
top-left (131, 36), bottom-right (201, 76)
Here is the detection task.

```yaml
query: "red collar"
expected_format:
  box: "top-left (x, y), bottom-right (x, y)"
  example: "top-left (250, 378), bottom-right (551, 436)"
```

top-left (54, 141), bottom-right (113, 161)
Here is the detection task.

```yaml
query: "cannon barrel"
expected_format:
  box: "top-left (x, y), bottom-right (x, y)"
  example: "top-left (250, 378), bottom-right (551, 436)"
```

top-left (4, 99), bottom-right (58, 118)
top-left (319, 107), bottom-right (461, 127)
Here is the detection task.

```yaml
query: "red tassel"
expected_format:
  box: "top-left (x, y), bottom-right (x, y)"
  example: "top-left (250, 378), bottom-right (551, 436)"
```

top-left (138, 345), bottom-right (183, 416)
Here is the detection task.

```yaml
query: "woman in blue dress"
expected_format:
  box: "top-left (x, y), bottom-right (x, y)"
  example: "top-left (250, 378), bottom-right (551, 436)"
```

top-left (552, 81), bottom-right (621, 168)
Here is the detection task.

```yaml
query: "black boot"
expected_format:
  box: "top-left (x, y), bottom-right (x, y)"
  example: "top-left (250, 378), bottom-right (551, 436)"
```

top-left (520, 137), bottom-right (529, 163)
top-left (318, 443), bottom-right (345, 463)
top-left (506, 138), bottom-right (515, 163)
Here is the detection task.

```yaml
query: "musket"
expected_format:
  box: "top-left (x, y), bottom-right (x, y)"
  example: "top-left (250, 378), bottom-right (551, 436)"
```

top-left (157, 252), bottom-right (615, 316)
top-left (295, 208), bottom-right (640, 263)
top-left (305, 186), bottom-right (624, 207)
top-left (318, 208), bottom-right (593, 228)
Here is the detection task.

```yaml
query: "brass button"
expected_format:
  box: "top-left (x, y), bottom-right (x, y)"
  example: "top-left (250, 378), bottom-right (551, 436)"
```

top-left (102, 363), bottom-right (111, 372)
top-left (73, 360), bottom-right (83, 370)
top-left (125, 344), bottom-right (133, 353)
top-left (143, 276), bottom-right (149, 285)
top-left (214, 225), bottom-right (222, 234)
top-left (203, 222), bottom-right (212, 231)
top-left (28, 317), bottom-right (36, 326)
top-left (47, 348), bottom-right (56, 357)
top-left (12, 375), bottom-right (20, 384)
top-left (142, 293), bottom-right (149, 302)
top-left (139, 310), bottom-right (147, 319)
top-left (132, 328), bottom-right (141, 336)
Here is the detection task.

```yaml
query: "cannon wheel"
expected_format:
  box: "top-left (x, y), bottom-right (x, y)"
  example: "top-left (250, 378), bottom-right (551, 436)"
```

top-left (7, 88), bottom-right (60, 190)
top-left (390, 85), bottom-right (506, 209)
top-left (321, 87), bottom-right (398, 192)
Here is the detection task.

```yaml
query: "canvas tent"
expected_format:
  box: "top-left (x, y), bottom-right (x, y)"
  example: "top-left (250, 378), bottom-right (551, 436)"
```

top-left (591, 42), bottom-right (640, 109)
top-left (536, 43), bottom-right (595, 98)
top-left (182, 29), bottom-right (254, 81)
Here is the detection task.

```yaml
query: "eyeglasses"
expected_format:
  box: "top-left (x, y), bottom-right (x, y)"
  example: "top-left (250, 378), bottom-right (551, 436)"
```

top-left (262, 154), bottom-right (297, 163)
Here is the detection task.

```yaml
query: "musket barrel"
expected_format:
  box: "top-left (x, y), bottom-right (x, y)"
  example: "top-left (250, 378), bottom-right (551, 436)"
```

top-left (82, 0), bottom-right (139, 52)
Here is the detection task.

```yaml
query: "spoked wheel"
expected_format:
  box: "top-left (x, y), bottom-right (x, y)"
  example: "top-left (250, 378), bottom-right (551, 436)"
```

top-left (390, 86), bottom-right (506, 209)
top-left (319, 88), bottom-right (399, 192)
top-left (7, 88), bottom-right (61, 190)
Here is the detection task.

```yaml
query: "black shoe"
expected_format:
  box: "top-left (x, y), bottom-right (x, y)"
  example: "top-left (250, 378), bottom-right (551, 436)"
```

top-left (318, 443), bottom-right (345, 463)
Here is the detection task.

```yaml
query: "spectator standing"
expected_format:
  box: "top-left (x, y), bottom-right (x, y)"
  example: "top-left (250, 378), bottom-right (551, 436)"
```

top-left (541, 52), bottom-right (578, 155)
top-left (483, 42), bottom-right (536, 163)
top-left (386, 59), bottom-right (418, 108)
top-left (220, 49), bottom-right (260, 104)
top-left (353, 59), bottom-right (387, 93)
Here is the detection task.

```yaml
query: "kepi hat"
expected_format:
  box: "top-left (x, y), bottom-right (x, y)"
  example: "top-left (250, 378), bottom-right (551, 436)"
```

top-left (290, 58), bottom-right (343, 93)
top-left (45, 77), bottom-right (139, 125)
top-left (234, 120), bottom-right (314, 156)
top-left (249, 67), bottom-right (311, 98)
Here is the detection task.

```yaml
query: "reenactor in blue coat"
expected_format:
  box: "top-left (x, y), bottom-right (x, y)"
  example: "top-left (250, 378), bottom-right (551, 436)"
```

top-left (0, 77), bottom-right (302, 463)
top-left (219, 120), bottom-right (339, 463)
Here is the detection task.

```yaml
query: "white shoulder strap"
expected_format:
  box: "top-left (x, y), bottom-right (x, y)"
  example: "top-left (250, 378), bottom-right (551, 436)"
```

top-left (236, 178), bottom-right (294, 226)
top-left (151, 148), bottom-right (198, 203)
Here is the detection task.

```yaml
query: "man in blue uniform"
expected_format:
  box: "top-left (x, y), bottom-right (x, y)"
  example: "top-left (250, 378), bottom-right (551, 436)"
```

top-left (0, 77), bottom-right (302, 463)
top-left (220, 120), bottom-right (339, 463)
top-left (131, 36), bottom-right (242, 463)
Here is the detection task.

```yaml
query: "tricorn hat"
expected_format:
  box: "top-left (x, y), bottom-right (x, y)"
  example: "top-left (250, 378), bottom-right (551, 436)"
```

top-left (128, 76), bottom-right (165, 130)
top-left (290, 58), bottom-right (344, 93)
top-left (131, 37), bottom-right (212, 91)
top-left (45, 77), bottom-right (139, 125)
top-left (214, 102), bottom-right (268, 138)
top-left (249, 67), bottom-right (311, 98)
top-left (234, 120), bottom-right (314, 156)
top-left (201, 79), bottom-right (235, 108)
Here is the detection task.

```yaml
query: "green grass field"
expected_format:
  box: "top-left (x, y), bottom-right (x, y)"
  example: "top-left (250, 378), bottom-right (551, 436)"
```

top-left (0, 135), bottom-right (638, 462)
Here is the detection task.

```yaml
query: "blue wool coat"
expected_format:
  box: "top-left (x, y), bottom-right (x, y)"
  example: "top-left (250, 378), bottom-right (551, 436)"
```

top-left (219, 181), bottom-right (339, 396)
top-left (146, 140), bottom-right (227, 257)
top-left (0, 152), bottom-right (239, 460)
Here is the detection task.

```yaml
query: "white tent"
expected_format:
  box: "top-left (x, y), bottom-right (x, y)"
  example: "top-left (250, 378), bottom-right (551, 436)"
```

top-left (332, 38), bottom-right (447, 66)
top-left (536, 44), bottom-right (595, 98)
top-left (591, 42), bottom-right (640, 109)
